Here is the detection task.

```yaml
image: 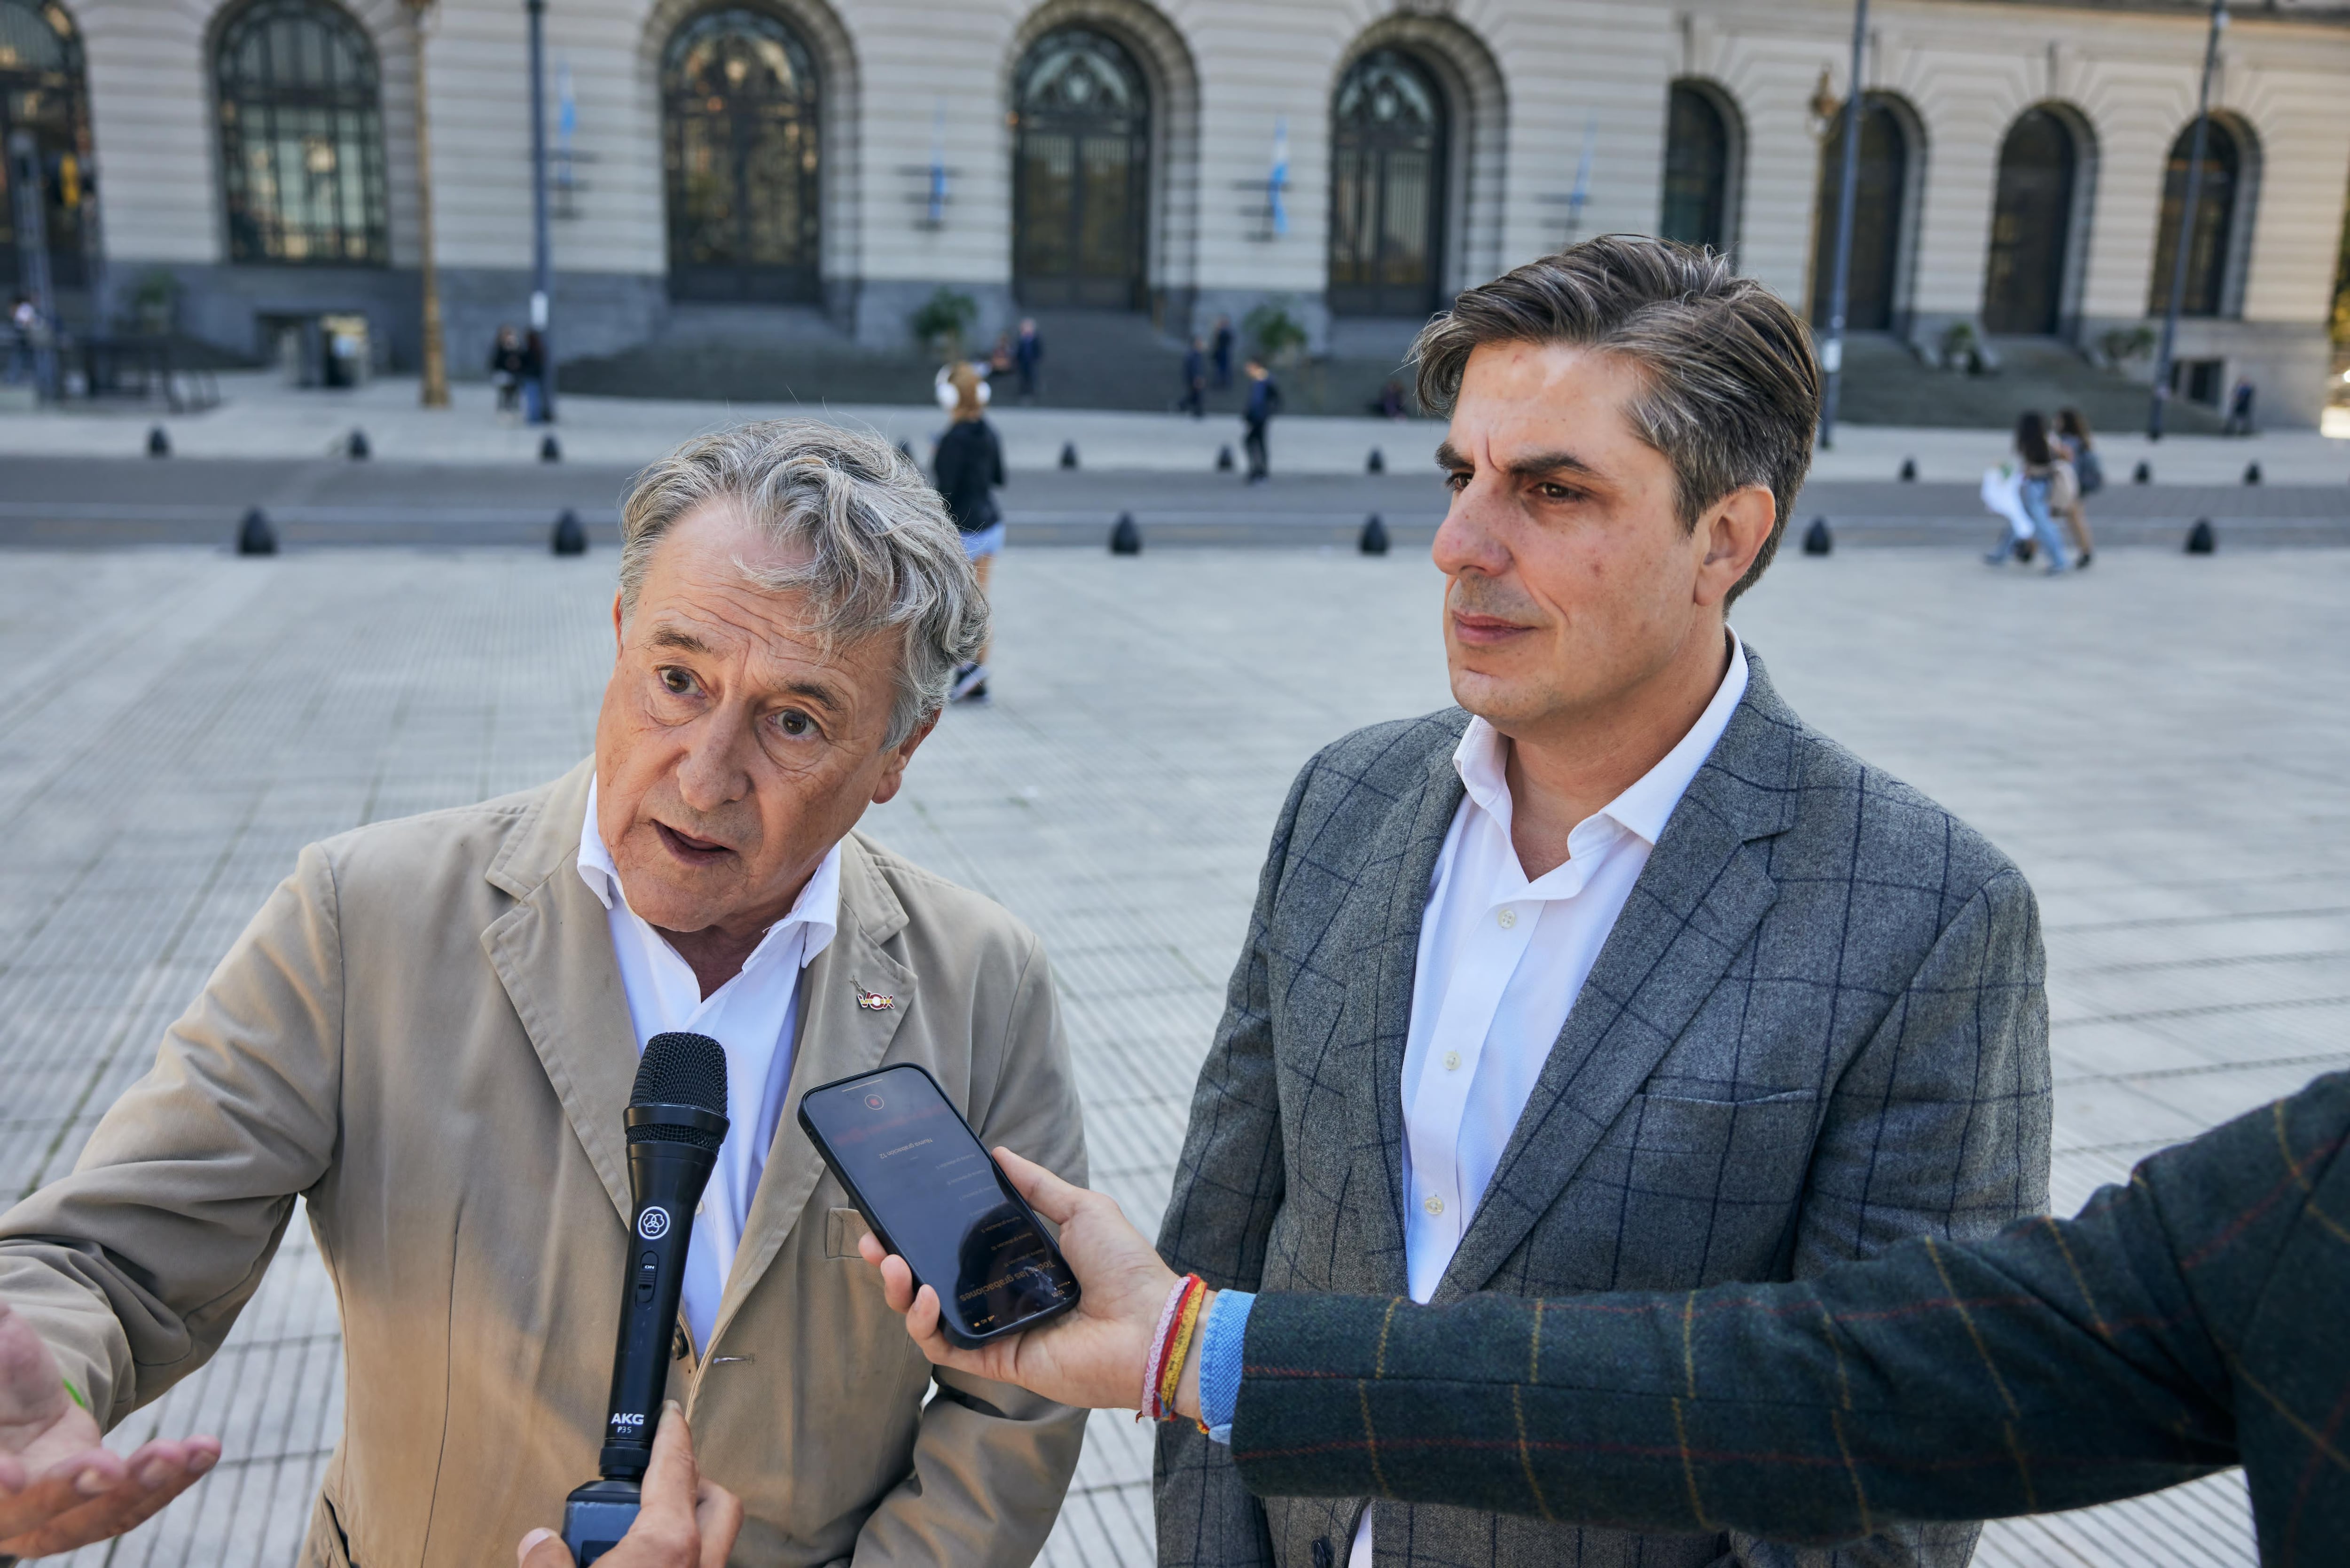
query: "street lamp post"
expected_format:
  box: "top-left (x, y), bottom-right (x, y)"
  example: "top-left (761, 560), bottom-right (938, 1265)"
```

top-left (408, 0), bottom-right (449, 408)
top-left (1816, 0), bottom-right (1869, 450)
top-left (2147, 0), bottom-right (2227, 442)
top-left (526, 0), bottom-right (556, 422)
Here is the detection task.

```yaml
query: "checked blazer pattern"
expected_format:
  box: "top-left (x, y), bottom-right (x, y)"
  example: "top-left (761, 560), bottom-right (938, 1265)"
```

top-left (1226, 1071), bottom-right (2350, 1565)
top-left (1153, 651), bottom-right (2051, 1568)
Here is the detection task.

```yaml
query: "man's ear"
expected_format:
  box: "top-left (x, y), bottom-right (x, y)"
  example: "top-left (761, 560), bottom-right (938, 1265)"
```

top-left (611, 591), bottom-right (626, 651)
top-left (1694, 484), bottom-right (1777, 609)
top-left (869, 710), bottom-right (942, 806)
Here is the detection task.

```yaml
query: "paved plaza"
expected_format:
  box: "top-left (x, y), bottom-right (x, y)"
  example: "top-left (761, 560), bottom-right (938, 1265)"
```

top-left (6, 538), bottom-right (2348, 1566)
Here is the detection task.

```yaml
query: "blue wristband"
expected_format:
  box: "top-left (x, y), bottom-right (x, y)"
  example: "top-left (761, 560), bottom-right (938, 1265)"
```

top-left (1197, 1290), bottom-right (1254, 1442)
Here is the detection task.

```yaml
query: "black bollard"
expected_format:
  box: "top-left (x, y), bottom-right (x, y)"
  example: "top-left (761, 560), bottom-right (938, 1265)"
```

top-left (236, 507), bottom-right (276, 556)
top-left (147, 425), bottom-right (171, 458)
top-left (552, 509), bottom-right (587, 556)
top-left (1359, 513), bottom-right (1389, 556)
top-left (1802, 517), bottom-right (1833, 556)
top-left (2133, 460), bottom-right (2152, 484)
top-left (347, 428), bottom-right (370, 460)
top-left (2242, 462), bottom-right (2262, 486)
top-left (1109, 512), bottom-right (1141, 555)
top-left (1060, 442), bottom-right (1080, 470)
top-left (540, 433), bottom-right (562, 463)
top-left (1215, 444), bottom-right (1234, 472)
top-left (2185, 518), bottom-right (2216, 555)
top-left (1898, 456), bottom-right (1917, 482)
top-left (1367, 447), bottom-right (1385, 475)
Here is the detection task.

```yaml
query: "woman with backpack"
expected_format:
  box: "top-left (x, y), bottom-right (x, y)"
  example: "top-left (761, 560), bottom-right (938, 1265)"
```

top-left (931, 361), bottom-right (1006, 704)
top-left (2054, 408), bottom-right (2100, 567)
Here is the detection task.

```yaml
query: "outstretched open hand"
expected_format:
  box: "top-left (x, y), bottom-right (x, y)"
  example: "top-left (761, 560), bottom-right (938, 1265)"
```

top-left (0, 1301), bottom-right (221, 1557)
top-left (856, 1147), bottom-right (1185, 1413)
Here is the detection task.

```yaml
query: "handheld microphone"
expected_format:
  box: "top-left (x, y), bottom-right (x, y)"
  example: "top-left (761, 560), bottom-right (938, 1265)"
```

top-left (562, 1031), bottom-right (729, 1565)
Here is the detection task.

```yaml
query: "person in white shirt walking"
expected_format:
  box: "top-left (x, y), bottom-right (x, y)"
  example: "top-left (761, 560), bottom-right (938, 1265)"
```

top-left (1152, 235), bottom-right (2050, 1568)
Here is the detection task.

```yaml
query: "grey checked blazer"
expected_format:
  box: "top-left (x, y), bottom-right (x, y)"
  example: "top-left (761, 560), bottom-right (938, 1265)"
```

top-left (1153, 651), bottom-right (2051, 1568)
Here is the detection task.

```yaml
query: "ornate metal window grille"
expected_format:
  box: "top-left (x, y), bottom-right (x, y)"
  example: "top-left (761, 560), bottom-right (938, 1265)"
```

top-left (1011, 28), bottom-right (1149, 310)
top-left (2149, 120), bottom-right (2241, 320)
top-left (0, 0), bottom-right (93, 292)
top-left (1328, 48), bottom-right (1446, 318)
top-left (214, 0), bottom-right (389, 266)
top-left (1659, 83), bottom-right (1730, 253)
top-left (661, 6), bottom-right (822, 304)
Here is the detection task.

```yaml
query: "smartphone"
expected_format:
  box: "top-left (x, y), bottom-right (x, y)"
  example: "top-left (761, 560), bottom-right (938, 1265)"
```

top-left (797, 1063), bottom-right (1080, 1349)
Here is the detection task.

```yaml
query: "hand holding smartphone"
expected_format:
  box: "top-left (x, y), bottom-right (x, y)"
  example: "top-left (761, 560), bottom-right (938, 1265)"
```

top-left (797, 1064), bottom-right (1080, 1348)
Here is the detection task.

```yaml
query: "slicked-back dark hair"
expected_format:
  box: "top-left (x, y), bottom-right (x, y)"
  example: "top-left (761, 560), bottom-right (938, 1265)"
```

top-left (1410, 234), bottom-right (1821, 604)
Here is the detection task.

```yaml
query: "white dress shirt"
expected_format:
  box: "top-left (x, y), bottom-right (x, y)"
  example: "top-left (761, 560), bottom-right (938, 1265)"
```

top-left (577, 779), bottom-right (841, 1354)
top-left (1350, 632), bottom-right (1748, 1568)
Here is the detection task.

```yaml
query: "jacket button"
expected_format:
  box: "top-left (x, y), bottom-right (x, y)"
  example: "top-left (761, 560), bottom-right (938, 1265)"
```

top-left (672, 1326), bottom-right (691, 1360)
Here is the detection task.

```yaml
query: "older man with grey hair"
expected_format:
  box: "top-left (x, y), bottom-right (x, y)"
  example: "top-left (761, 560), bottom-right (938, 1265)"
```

top-left (0, 422), bottom-right (1088, 1564)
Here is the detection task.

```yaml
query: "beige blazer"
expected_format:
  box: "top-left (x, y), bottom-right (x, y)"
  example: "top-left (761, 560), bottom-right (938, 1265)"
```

top-left (0, 760), bottom-right (1088, 1567)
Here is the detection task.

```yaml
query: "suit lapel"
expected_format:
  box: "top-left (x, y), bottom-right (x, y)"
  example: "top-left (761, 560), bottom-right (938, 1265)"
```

top-left (481, 759), bottom-right (642, 1223)
top-left (1431, 656), bottom-right (1804, 1304)
top-left (705, 834), bottom-right (913, 1354)
top-left (1358, 744), bottom-right (1469, 1268)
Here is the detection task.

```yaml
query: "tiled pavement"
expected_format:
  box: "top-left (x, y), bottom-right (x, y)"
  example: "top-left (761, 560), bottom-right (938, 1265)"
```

top-left (7, 541), bottom-right (2344, 1566)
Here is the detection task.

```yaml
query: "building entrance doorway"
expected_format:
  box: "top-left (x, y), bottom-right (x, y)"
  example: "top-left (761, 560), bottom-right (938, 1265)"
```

top-left (1012, 28), bottom-right (1149, 311)
top-left (0, 0), bottom-right (94, 298)
top-left (1982, 108), bottom-right (2076, 335)
top-left (1327, 48), bottom-right (1446, 318)
top-left (661, 6), bottom-right (822, 304)
top-left (1810, 98), bottom-right (1908, 331)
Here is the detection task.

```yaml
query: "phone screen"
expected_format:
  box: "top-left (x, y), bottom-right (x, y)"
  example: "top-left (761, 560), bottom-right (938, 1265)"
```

top-left (799, 1065), bottom-right (1079, 1344)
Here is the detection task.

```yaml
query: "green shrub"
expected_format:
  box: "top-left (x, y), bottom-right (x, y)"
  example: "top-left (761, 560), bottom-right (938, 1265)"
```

top-left (1245, 298), bottom-right (1309, 366)
top-left (910, 288), bottom-right (979, 362)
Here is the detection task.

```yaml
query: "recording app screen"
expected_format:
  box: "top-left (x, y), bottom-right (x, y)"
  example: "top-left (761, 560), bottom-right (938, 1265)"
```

top-left (809, 1066), bottom-right (1077, 1338)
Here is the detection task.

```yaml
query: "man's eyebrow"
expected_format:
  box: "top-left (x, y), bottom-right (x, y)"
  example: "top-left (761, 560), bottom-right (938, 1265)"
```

top-left (649, 626), bottom-right (714, 655)
top-left (1434, 440), bottom-right (1470, 471)
top-left (1502, 449), bottom-right (1602, 482)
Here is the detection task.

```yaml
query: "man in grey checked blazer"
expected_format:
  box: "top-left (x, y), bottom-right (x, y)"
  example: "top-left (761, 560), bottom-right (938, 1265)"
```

top-left (1154, 237), bottom-right (2051, 1568)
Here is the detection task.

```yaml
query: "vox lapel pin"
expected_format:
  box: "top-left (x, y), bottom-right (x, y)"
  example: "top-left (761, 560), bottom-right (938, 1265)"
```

top-left (855, 988), bottom-right (896, 1012)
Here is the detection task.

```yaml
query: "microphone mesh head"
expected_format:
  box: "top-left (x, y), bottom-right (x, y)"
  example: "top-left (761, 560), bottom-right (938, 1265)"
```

top-left (628, 1032), bottom-right (728, 1149)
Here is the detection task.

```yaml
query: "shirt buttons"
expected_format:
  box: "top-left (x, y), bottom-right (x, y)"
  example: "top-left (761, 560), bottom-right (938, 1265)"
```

top-left (1443, 1050), bottom-right (1462, 1072)
top-left (1497, 907), bottom-right (1518, 930)
top-left (1424, 1194), bottom-right (1444, 1216)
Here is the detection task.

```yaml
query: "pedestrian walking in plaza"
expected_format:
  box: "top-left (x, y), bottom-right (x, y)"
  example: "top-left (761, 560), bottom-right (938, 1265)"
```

top-left (1210, 315), bottom-right (1235, 389)
top-left (2224, 377), bottom-right (2257, 436)
top-left (2053, 407), bottom-right (2099, 566)
top-left (1179, 336), bottom-right (1207, 418)
top-left (487, 325), bottom-right (525, 416)
top-left (1012, 317), bottom-right (1042, 402)
top-left (932, 362), bottom-right (1005, 706)
top-left (1241, 359), bottom-right (1281, 484)
top-left (1986, 411), bottom-right (2074, 573)
top-left (988, 332), bottom-right (1013, 383)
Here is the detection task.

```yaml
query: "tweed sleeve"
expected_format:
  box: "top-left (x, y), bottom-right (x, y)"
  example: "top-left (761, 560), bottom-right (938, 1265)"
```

top-left (1226, 1075), bottom-right (2350, 1541)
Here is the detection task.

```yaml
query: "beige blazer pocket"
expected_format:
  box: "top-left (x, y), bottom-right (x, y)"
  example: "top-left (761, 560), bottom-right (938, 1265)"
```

top-left (824, 1206), bottom-right (873, 1259)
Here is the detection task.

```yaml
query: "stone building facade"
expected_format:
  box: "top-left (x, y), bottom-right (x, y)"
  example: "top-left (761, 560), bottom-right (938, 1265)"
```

top-left (7, 0), bottom-right (2347, 417)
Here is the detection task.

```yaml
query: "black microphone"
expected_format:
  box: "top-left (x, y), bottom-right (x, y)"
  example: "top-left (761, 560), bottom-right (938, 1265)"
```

top-left (563, 1031), bottom-right (729, 1564)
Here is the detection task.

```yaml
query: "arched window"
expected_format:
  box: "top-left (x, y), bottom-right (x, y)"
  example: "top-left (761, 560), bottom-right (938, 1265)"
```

top-left (2148, 118), bottom-right (2243, 318)
top-left (214, 0), bottom-right (388, 266)
top-left (1982, 107), bottom-right (2080, 336)
top-left (1328, 47), bottom-right (1446, 317)
top-left (662, 7), bottom-right (822, 304)
top-left (1011, 28), bottom-right (1150, 311)
top-left (0, 0), bottom-right (93, 293)
top-left (1810, 98), bottom-right (1910, 331)
top-left (1660, 82), bottom-right (1733, 252)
